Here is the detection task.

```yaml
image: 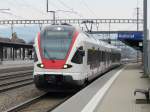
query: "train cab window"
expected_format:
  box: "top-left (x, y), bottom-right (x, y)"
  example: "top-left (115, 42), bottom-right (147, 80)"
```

top-left (71, 46), bottom-right (85, 64)
top-left (40, 26), bottom-right (75, 60)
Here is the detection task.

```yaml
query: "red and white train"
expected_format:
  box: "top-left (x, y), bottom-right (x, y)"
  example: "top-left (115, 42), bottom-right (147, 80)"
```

top-left (33, 24), bottom-right (121, 91)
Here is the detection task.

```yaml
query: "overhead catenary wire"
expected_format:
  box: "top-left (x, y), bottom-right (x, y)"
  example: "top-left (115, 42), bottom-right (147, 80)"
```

top-left (57, 0), bottom-right (74, 11)
top-left (4, 0), bottom-right (30, 19)
top-left (5, 0), bottom-right (49, 19)
top-left (80, 0), bottom-right (99, 19)
top-left (56, 0), bottom-right (85, 19)
top-left (21, 0), bottom-right (48, 16)
top-left (0, 10), bottom-right (26, 20)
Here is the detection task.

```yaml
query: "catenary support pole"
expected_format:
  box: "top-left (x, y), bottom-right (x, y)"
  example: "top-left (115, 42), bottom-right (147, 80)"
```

top-left (143, 0), bottom-right (150, 77)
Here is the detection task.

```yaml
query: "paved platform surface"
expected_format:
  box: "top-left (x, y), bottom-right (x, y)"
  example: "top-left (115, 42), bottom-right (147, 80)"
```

top-left (95, 63), bottom-right (150, 112)
top-left (52, 66), bottom-right (124, 112)
top-left (0, 60), bottom-right (33, 69)
top-left (52, 63), bottom-right (150, 112)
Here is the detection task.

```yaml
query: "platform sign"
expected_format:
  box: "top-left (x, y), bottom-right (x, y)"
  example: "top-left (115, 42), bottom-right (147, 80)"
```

top-left (118, 31), bottom-right (143, 41)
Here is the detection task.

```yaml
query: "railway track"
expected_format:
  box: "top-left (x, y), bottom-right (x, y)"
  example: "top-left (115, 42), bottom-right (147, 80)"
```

top-left (0, 70), bottom-right (33, 93)
top-left (5, 92), bottom-right (73, 112)
top-left (0, 66), bottom-right (33, 74)
top-left (0, 70), bottom-right (32, 80)
top-left (0, 66), bottom-right (75, 112)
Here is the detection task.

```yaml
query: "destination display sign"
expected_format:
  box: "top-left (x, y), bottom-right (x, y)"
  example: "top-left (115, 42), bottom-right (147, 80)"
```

top-left (118, 31), bottom-right (143, 41)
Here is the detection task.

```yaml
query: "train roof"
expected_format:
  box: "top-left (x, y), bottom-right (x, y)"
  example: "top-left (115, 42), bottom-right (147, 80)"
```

top-left (42, 24), bottom-right (75, 32)
top-left (42, 24), bottom-right (121, 52)
top-left (87, 34), bottom-right (121, 52)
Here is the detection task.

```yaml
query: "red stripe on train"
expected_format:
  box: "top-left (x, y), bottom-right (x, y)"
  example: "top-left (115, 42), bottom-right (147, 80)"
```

top-left (38, 31), bottom-right (79, 69)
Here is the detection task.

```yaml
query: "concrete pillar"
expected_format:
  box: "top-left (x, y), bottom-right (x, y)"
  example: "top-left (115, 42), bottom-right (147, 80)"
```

top-left (0, 47), bottom-right (3, 61)
top-left (23, 48), bottom-right (25, 60)
top-left (15, 48), bottom-right (17, 59)
top-left (12, 47), bottom-right (15, 60)
top-left (10, 47), bottom-right (13, 59)
top-left (27, 48), bottom-right (30, 59)
top-left (31, 50), bottom-right (33, 59)
top-left (19, 48), bottom-right (22, 59)
top-left (10, 47), bottom-right (12, 59)
top-left (4, 48), bottom-right (7, 59)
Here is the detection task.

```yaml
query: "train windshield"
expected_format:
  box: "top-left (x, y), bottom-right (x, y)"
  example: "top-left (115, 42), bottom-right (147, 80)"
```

top-left (41, 26), bottom-right (75, 60)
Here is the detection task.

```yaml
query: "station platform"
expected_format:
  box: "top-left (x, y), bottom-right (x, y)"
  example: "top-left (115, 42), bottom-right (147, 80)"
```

top-left (95, 63), bottom-right (150, 112)
top-left (52, 63), bottom-right (150, 112)
top-left (0, 60), bottom-right (33, 69)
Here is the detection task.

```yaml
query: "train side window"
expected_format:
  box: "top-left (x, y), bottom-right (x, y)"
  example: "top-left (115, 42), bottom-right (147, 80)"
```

top-left (71, 46), bottom-right (84, 64)
top-left (87, 49), bottom-right (92, 65)
top-left (87, 49), bottom-right (94, 68)
top-left (87, 49), bottom-right (102, 68)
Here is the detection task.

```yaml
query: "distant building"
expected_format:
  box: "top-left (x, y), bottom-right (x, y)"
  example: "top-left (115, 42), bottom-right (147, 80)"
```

top-left (0, 37), bottom-right (11, 42)
top-left (0, 33), bottom-right (33, 61)
top-left (11, 32), bottom-right (26, 44)
top-left (0, 32), bottom-right (26, 44)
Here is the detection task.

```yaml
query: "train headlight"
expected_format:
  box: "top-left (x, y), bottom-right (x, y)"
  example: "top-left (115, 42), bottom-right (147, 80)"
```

top-left (64, 64), bottom-right (68, 69)
top-left (37, 63), bottom-right (44, 68)
top-left (40, 64), bottom-right (44, 68)
top-left (63, 64), bottom-right (72, 69)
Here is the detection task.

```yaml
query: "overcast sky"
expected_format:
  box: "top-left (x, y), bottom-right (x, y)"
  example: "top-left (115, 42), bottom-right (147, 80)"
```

top-left (0, 0), bottom-right (149, 41)
top-left (0, 0), bottom-right (147, 19)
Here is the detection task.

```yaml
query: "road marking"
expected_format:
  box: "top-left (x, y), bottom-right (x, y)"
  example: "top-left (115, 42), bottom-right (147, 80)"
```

top-left (81, 67), bottom-right (125, 112)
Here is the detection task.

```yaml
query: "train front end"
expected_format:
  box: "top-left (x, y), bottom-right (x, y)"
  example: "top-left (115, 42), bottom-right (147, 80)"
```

top-left (33, 25), bottom-right (86, 91)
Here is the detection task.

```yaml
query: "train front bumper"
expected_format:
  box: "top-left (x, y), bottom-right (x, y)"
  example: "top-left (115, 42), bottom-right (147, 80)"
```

top-left (33, 73), bottom-right (85, 91)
